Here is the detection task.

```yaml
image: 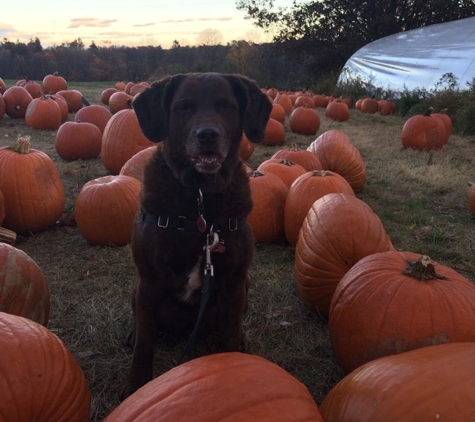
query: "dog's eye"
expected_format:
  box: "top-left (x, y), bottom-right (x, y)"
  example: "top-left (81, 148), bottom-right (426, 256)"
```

top-left (216, 99), bottom-right (237, 111)
top-left (174, 100), bottom-right (195, 112)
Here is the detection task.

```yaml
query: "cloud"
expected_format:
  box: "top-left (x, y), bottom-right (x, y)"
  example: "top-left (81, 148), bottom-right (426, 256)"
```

top-left (161, 17), bottom-right (233, 24)
top-left (133, 23), bottom-right (156, 28)
top-left (68, 18), bottom-right (117, 29)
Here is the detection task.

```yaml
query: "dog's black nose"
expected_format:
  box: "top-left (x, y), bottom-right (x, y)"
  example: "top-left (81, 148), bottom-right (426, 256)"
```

top-left (196, 126), bottom-right (220, 143)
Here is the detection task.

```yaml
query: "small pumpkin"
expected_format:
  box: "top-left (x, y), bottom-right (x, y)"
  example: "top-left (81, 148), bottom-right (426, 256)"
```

top-left (360, 97), bottom-right (379, 114)
top-left (0, 312), bottom-right (91, 421)
top-left (239, 134), bottom-right (255, 161)
top-left (247, 170), bottom-right (288, 243)
top-left (108, 91), bottom-right (134, 114)
top-left (100, 87), bottom-right (119, 105)
top-left (313, 94), bottom-right (331, 108)
top-left (257, 158), bottom-right (307, 189)
top-left (105, 352), bottom-right (324, 422)
top-left (294, 95), bottom-right (315, 109)
top-left (294, 193), bottom-right (394, 317)
top-left (55, 121), bottom-right (103, 160)
top-left (101, 108), bottom-right (156, 175)
top-left (56, 89), bottom-right (84, 113)
top-left (3, 86), bottom-right (33, 118)
top-left (0, 77), bottom-right (6, 94)
top-left (75, 175), bottom-right (141, 246)
top-left (25, 95), bottom-right (62, 130)
top-left (115, 81), bottom-right (126, 91)
top-left (42, 71), bottom-right (68, 94)
top-left (23, 79), bottom-right (43, 98)
top-left (273, 93), bottom-right (293, 115)
top-left (0, 136), bottom-right (65, 234)
top-left (325, 99), bottom-right (350, 122)
top-left (284, 170), bottom-right (355, 246)
top-left (74, 104), bottom-right (112, 134)
top-left (262, 117), bottom-right (285, 146)
top-left (0, 243), bottom-right (50, 326)
top-left (289, 106), bottom-right (321, 135)
top-left (320, 342), bottom-right (475, 422)
top-left (378, 99), bottom-right (397, 115)
top-left (307, 130), bottom-right (366, 192)
top-left (269, 103), bottom-right (286, 124)
top-left (329, 251), bottom-right (475, 374)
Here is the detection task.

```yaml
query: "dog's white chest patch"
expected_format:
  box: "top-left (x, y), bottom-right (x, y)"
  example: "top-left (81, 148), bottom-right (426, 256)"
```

top-left (181, 256), bottom-right (203, 303)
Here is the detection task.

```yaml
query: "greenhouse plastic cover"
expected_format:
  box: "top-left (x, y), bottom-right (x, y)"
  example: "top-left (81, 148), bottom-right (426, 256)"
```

top-left (338, 17), bottom-right (475, 93)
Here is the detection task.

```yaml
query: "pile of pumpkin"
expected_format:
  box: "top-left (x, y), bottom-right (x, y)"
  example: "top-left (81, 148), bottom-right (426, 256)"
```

top-left (2, 76), bottom-right (475, 420)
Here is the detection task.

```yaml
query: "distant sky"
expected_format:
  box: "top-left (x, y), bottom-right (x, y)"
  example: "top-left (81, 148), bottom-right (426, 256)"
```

top-left (1, 0), bottom-right (287, 49)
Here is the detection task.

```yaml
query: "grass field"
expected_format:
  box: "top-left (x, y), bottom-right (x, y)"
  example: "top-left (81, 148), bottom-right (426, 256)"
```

top-left (1, 80), bottom-right (475, 420)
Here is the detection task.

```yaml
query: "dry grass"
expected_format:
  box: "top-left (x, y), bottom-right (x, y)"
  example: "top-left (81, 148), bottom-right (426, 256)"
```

top-left (2, 82), bottom-right (475, 420)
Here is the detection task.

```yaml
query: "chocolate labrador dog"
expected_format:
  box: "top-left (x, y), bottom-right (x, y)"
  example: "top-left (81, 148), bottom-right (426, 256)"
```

top-left (120, 73), bottom-right (272, 399)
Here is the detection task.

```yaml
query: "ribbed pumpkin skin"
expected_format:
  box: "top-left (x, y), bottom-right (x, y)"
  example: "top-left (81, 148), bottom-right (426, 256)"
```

top-left (273, 93), bottom-right (293, 115)
top-left (42, 73), bottom-right (67, 94)
top-left (74, 104), bottom-right (112, 134)
top-left (25, 96), bottom-right (62, 130)
top-left (329, 251), bottom-right (475, 374)
top-left (75, 175), bottom-right (141, 246)
top-left (0, 244), bottom-right (50, 326)
top-left (294, 193), bottom-right (394, 317)
top-left (284, 170), bottom-right (355, 247)
top-left (401, 112), bottom-right (446, 150)
top-left (325, 99), bottom-right (350, 122)
top-left (120, 145), bottom-right (158, 182)
top-left (0, 312), bottom-right (91, 421)
top-left (55, 121), bottom-right (103, 160)
top-left (247, 171), bottom-right (288, 243)
top-left (102, 109), bottom-right (155, 175)
top-left (307, 129), bottom-right (366, 192)
top-left (3, 86), bottom-right (33, 118)
top-left (271, 145), bottom-right (323, 171)
top-left (289, 106), bottom-right (321, 135)
top-left (320, 342), bottom-right (475, 422)
top-left (262, 117), bottom-right (285, 146)
top-left (105, 352), bottom-right (324, 422)
top-left (0, 190), bottom-right (4, 225)
top-left (257, 158), bottom-right (307, 189)
top-left (56, 89), bottom-right (83, 113)
top-left (0, 138), bottom-right (65, 234)
top-left (269, 103), bottom-right (286, 124)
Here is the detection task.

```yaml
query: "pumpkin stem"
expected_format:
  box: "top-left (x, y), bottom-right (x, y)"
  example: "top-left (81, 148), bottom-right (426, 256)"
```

top-left (248, 170), bottom-right (265, 177)
top-left (279, 159), bottom-right (296, 166)
top-left (0, 227), bottom-right (17, 244)
top-left (9, 136), bottom-right (31, 154)
top-left (423, 107), bottom-right (434, 116)
top-left (403, 255), bottom-right (448, 282)
top-left (311, 169), bottom-right (331, 177)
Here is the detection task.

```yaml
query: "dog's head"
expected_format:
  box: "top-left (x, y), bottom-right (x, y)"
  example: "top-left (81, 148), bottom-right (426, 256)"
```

top-left (132, 73), bottom-right (272, 191)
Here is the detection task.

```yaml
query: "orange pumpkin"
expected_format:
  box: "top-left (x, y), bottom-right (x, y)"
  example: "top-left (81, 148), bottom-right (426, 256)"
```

top-left (329, 251), bottom-right (475, 374)
top-left (104, 352), bottom-right (324, 422)
top-left (269, 103), bottom-right (286, 124)
top-left (262, 117), bottom-right (285, 146)
top-left (48, 93), bottom-right (69, 122)
top-left (271, 144), bottom-right (322, 171)
top-left (289, 106), bottom-right (321, 135)
top-left (320, 342), bottom-right (475, 422)
top-left (431, 109), bottom-right (452, 146)
top-left (257, 158), bottom-right (307, 189)
top-left (273, 93), bottom-right (293, 115)
top-left (108, 91), bottom-right (134, 114)
top-left (294, 193), bottom-right (394, 317)
top-left (42, 71), bottom-right (68, 94)
top-left (120, 145), bottom-right (159, 182)
top-left (0, 189), bottom-right (4, 226)
top-left (313, 94), bottom-right (331, 108)
top-left (307, 130), bottom-right (366, 192)
top-left (401, 108), bottom-right (447, 150)
top-left (360, 97), bottom-right (379, 114)
top-left (55, 121), bottom-right (103, 160)
top-left (74, 104), bottom-right (112, 134)
top-left (56, 89), bottom-right (84, 113)
top-left (0, 243), bottom-right (50, 326)
top-left (3, 86), bottom-right (33, 118)
top-left (284, 170), bottom-right (355, 246)
top-left (0, 312), bottom-right (91, 421)
top-left (247, 171), bottom-right (288, 243)
top-left (325, 99), bottom-right (350, 122)
top-left (75, 175), bottom-right (141, 246)
top-left (0, 94), bottom-right (5, 120)
top-left (100, 87), bottom-right (119, 105)
top-left (294, 95), bottom-right (315, 109)
top-left (25, 95), bottom-right (62, 130)
top-left (378, 99), bottom-right (397, 115)
top-left (0, 136), bottom-right (65, 234)
top-left (115, 81), bottom-right (126, 91)
top-left (101, 108), bottom-right (156, 175)
top-left (23, 80), bottom-right (43, 98)
top-left (0, 77), bottom-right (6, 94)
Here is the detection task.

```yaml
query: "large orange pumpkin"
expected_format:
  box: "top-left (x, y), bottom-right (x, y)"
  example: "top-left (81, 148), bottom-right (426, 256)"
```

top-left (42, 71), bottom-right (68, 94)
top-left (102, 109), bottom-right (155, 175)
top-left (0, 312), bottom-right (91, 421)
top-left (360, 97), bottom-right (379, 114)
top-left (271, 144), bottom-right (322, 171)
top-left (104, 352), bottom-right (324, 422)
top-left (307, 129), bottom-right (366, 192)
top-left (0, 77), bottom-right (6, 94)
top-left (25, 95), bottom-right (62, 130)
top-left (401, 108), bottom-right (447, 150)
top-left (0, 136), bottom-right (65, 234)
top-left (257, 158), bottom-right (307, 189)
top-left (100, 87), bottom-right (119, 105)
top-left (74, 104), bottom-right (112, 134)
top-left (56, 89), bottom-right (84, 113)
top-left (239, 134), bottom-right (255, 161)
top-left (262, 117), bottom-right (285, 146)
top-left (108, 91), bottom-right (134, 114)
top-left (273, 93), bottom-right (293, 115)
top-left (0, 243), bottom-right (50, 326)
top-left (289, 106), bottom-right (321, 135)
top-left (75, 175), bottom-right (141, 246)
top-left (294, 193), bottom-right (394, 317)
top-left (55, 121), bottom-right (103, 160)
top-left (269, 102), bottom-right (286, 124)
top-left (247, 171), bottom-right (288, 243)
top-left (325, 99), bottom-right (350, 122)
top-left (3, 86), bottom-right (33, 118)
top-left (329, 251), bottom-right (475, 374)
top-left (284, 170), bottom-right (355, 247)
top-left (120, 145), bottom-right (159, 182)
top-left (320, 342), bottom-right (475, 422)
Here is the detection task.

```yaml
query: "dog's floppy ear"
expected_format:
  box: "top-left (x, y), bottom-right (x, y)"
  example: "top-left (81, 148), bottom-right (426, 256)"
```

top-left (132, 74), bottom-right (185, 143)
top-left (226, 75), bottom-right (272, 144)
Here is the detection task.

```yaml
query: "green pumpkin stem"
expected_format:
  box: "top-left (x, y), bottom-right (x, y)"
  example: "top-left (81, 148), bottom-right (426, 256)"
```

top-left (9, 136), bottom-right (31, 154)
top-left (403, 255), bottom-right (448, 282)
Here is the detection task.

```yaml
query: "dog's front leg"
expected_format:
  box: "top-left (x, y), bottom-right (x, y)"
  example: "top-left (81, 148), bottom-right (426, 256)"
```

top-left (120, 279), bottom-right (160, 400)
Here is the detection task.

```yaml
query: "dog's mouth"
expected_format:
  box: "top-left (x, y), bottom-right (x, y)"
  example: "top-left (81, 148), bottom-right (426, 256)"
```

top-left (191, 152), bottom-right (224, 174)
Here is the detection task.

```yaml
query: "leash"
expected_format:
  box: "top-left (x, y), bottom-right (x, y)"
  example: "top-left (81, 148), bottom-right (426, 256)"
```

top-left (177, 228), bottom-right (221, 365)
